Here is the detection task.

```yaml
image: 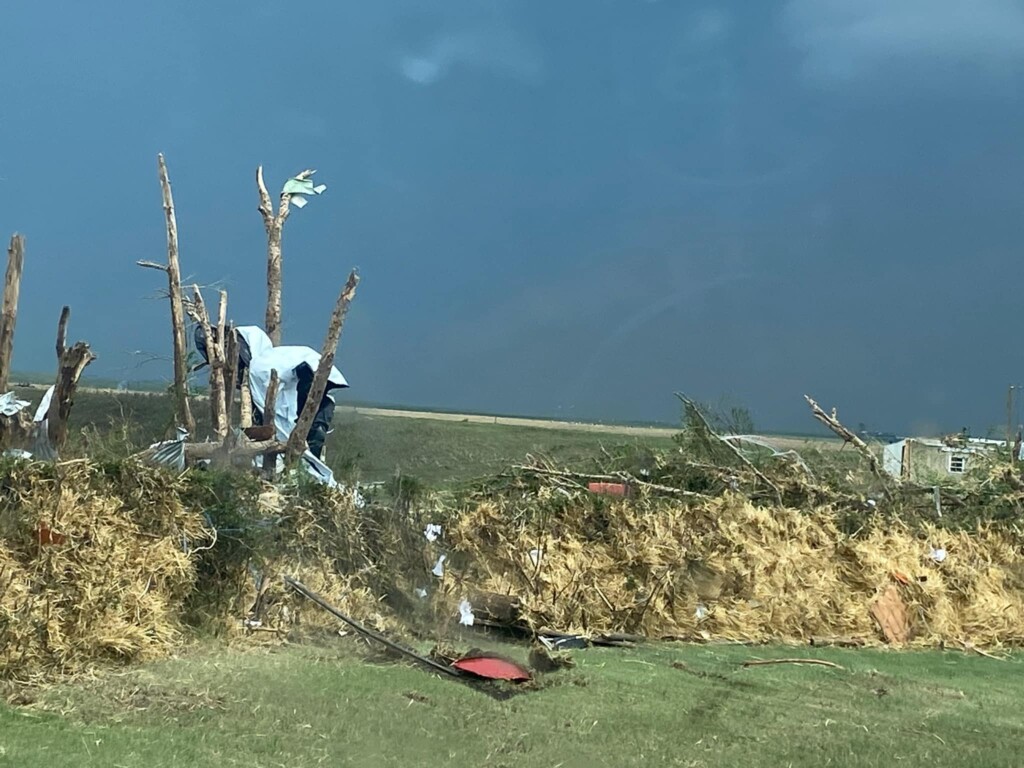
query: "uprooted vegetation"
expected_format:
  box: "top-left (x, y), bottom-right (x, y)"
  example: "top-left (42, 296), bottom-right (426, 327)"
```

top-left (1, 393), bottom-right (1022, 686)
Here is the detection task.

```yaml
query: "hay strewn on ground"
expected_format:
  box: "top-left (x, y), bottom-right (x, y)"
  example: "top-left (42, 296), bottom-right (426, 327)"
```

top-left (441, 492), bottom-right (1024, 647)
top-left (2, 451), bottom-right (1023, 683)
top-left (0, 460), bottom-right (211, 680)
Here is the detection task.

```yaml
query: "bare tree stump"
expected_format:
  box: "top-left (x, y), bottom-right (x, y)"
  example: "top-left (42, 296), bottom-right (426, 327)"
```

top-left (46, 342), bottom-right (96, 449)
top-left (285, 271), bottom-right (359, 466)
top-left (0, 235), bottom-right (25, 394)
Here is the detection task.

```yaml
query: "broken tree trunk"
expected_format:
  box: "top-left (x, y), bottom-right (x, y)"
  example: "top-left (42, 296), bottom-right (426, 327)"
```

top-left (47, 341), bottom-right (96, 450)
top-left (0, 234), bottom-right (25, 394)
top-left (261, 369), bottom-right (279, 478)
top-left (804, 395), bottom-right (894, 500)
top-left (239, 374), bottom-right (254, 428)
top-left (137, 154), bottom-right (195, 435)
top-left (257, 166), bottom-right (315, 346)
top-left (55, 305), bottom-right (70, 368)
top-left (223, 325), bottom-right (239, 441)
top-left (188, 286), bottom-right (228, 440)
top-left (285, 270), bottom-right (359, 466)
top-left (184, 438), bottom-right (286, 462)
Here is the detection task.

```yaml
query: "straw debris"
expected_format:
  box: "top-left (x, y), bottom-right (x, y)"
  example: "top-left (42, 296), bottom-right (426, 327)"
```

top-left (439, 491), bottom-right (1024, 647)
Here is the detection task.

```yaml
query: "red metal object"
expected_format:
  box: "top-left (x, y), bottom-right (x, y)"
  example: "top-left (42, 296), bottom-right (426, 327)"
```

top-left (451, 655), bottom-right (532, 682)
top-left (587, 482), bottom-right (629, 497)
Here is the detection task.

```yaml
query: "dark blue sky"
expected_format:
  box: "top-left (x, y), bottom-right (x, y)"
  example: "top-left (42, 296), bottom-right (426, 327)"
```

top-left (3, 1), bottom-right (1024, 434)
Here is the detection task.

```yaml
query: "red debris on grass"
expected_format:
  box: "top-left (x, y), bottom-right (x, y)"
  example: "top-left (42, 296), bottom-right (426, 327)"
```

top-left (451, 655), bottom-right (533, 682)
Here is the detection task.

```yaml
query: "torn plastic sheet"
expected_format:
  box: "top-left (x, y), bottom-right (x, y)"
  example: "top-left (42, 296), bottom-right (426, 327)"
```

top-left (424, 523), bottom-right (442, 542)
top-left (930, 547), bottom-right (947, 563)
top-left (432, 554), bottom-right (447, 578)
top-left (281, 176), bottom-right (327, 209)
top-left (33, 386), bottom-right (54, 422)
top-left (415, 587), bottom-right (428, 599)
top-left (0, 392), bottom-right (31, 417)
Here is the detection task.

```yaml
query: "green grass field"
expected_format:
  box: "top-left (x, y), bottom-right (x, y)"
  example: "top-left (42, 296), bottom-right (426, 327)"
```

top-left (2, 640), bottom-right (1019, 767)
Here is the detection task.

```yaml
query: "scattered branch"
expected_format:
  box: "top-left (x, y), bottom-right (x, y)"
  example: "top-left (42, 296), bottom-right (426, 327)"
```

top-left (677, 394), bottom-right (783, 505)
top-left (513, 464), bottom-right (708, 499)
top-left (805, 395), bottom-right (893, 500)
top-left (184, 438), bottom-right (286, 461)
top-left (285, 270), bottom-right (359, 466)
top-left (742, 658), bottom-right (844, 670)
top-left (136, 260), bottom-right (169, 272)
top-left (961, 640), bottom-right (1008, 661)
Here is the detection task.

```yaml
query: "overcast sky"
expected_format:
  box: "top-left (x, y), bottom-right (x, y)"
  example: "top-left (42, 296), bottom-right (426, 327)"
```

top-left (2, 0), bottom-right (1024, 434)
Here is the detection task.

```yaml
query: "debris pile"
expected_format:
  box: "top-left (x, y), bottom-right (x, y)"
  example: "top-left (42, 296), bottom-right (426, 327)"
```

top-left (0, 461), bottom-right (210, 680)
top-left (439, 492), bottom-right (1024, 647)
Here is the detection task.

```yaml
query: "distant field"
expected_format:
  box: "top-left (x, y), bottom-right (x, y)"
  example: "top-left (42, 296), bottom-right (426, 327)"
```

top-left (13, 386), bottom-right (845, 485)
top-left (18, 389), bottom-right (680, 485)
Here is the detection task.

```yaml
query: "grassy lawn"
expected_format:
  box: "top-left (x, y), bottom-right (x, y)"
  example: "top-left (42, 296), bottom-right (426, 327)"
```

top-left (2, 640), bottom-right (1019, 767)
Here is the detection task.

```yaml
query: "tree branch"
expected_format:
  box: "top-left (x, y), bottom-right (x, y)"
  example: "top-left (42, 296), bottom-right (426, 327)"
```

top-left (256, 165), bottom-right (274, 233)
top-left (55, 306), bottom-right (70, 364)
top-left (677, 394), bottom-right (782, 505)
top-left (136, 259), bottom-right (169, 272)
top-left (285, 270), bottom-right (359, 465)
top-left (804, 395), bottom-right (894, 500)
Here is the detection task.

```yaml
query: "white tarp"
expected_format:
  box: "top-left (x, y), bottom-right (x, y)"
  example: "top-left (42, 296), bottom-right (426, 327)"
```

top-left (0, 392), bottom-right (31, 417)
top-left (33, 386), bottom-right (55, 423)
top-left (236, 326), bottom-right (348, 487)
